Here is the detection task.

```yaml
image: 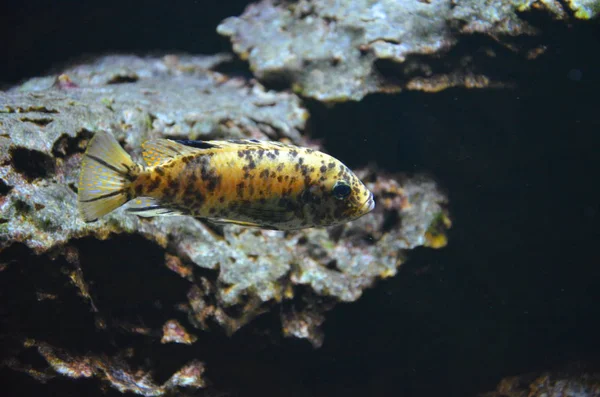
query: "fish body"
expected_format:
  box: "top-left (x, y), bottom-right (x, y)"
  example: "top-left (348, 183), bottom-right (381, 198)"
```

top-left (78, 132), bottom-right (374, 230)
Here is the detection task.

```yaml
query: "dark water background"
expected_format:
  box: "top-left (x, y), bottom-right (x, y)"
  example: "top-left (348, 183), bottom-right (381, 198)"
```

top-left (1, 1), bottom-right (600, 396)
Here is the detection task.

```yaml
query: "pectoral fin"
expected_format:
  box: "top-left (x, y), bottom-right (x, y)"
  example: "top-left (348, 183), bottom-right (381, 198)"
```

top-left (202, 205), bottom-right (293, 229)
top-left (235, 206), bottom-right (295, 224)
top-left (205, 218), bottom-right (282, 230)
top-left (206, 219), bottom-right (264, 228)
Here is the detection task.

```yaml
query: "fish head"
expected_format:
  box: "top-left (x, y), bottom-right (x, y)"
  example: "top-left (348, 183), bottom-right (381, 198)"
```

top-left (299, 157), bottom-right (375, 227)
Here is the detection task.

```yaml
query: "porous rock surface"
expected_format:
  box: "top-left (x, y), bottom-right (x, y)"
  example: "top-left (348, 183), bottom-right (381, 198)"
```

top-left (0, 55), bottom-right (449, 393)
top-left (218, 0), bottom-right (599, 102)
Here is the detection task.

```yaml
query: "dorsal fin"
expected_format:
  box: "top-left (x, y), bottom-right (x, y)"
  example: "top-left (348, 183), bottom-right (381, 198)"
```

top-left (141, 139), bottom-right (211, 167)
top-left (171, 140), bottom-right (220, 150)
top-left (225, 139), bottom-right (262, 144)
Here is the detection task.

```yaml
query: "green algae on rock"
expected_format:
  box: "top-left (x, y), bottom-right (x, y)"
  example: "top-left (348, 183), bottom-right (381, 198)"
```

top-left (218, 0), bottom-right (595, 102)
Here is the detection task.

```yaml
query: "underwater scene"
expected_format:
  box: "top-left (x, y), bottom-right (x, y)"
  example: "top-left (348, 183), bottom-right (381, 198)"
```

top-left (1, 1), bottom-right (599, 396)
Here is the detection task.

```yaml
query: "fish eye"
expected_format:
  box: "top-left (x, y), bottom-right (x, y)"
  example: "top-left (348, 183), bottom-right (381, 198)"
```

top-left (332, 181), bottom-right (351, 200)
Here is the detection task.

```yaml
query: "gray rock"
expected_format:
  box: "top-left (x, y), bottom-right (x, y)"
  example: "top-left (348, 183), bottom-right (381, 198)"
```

top-left (218, 0), bottom-right (596, 102)
top-left (3, 339), bottom-right (205, 397)
top-left (0, 55), bottom-right (449, 353)
top-left (482, 369), bottom-right (600, 397)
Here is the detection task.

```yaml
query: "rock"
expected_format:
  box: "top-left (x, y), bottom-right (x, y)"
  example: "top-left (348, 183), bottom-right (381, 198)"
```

top-left (2, 339), bottom-right (206, 396)
top-left (218, 0), bottom-right (598, 102)
top-left (565, 0), bottom-right (600, 19)
top-left (0, 54), bottom-right (307, 254)
top-left (482, 369), bottom-right (600, 397)
top-left (0, 54), bottom-right (449, 390)
top-left (161, 319), bottom-right (198, 345)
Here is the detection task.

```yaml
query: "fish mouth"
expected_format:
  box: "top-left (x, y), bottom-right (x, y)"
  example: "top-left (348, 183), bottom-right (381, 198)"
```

top-left (341, 192), bottom-right (375, 221)
top-left (358, 192), bottom-right (375, 214)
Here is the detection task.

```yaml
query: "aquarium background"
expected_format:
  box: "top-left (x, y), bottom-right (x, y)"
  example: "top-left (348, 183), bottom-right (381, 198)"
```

top-left (1, 1), bottom-right (600, 396)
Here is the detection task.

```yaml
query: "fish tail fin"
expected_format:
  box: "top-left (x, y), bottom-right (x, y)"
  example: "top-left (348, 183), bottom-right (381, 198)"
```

top-left (78, 132), bottom-right (139, 222)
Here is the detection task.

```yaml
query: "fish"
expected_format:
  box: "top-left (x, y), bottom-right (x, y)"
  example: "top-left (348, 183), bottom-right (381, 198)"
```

top-left (77, 131), bottom-right (375, 230)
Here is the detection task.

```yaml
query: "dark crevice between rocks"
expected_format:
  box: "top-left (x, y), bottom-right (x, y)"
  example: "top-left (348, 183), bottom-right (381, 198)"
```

top-left (12, 199), bottom-right (32, 214)
top-left (211, 55), bottom-right (254, 80)
top-left (1, 105), bottom-right (59, 114)
top-left (51, 129), bottom-right (94, 158)
top-left (9, 148), bottom-right (55, 182)
top-left (0, 178), bottom-right (13, 195)
top-left (381, 209), bottom-right (401, 234)
top-left (1, 237), bottom-right (192, 390)
top-left (0, 370), bottom-right (104, 397)
top-left (106, 73), bottom-right (139, 84)
top-left (1, 232), bottom-right (321, 396)
top-left (18, 117), bottom-right (53, 127)
top-left (73, 234), bottom-right (301, 392)
top-left (371, 29), bottom-right (540, 92)
top-left (325, 259), bottom-right (341, 272)
top-left (0, 243), bottom-right (99, 353)
top-left (257, 69), bottom-right (297, 93)
top-left (327, 225), bottom-right (345, 243)
top-left (74, 235), bottom-right (188, 329)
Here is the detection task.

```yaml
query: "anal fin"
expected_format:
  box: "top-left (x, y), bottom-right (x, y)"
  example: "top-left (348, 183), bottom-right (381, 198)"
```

top-left (126, 197), bottom-right (183, 217)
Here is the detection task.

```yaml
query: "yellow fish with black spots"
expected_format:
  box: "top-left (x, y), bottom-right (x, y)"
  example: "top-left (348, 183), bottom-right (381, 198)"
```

top-left (77, 132), bottom-right (375, 230)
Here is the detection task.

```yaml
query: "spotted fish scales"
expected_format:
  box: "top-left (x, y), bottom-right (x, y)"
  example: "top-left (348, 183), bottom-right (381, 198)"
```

top-left (78, 132), bottom-right (374, 230)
